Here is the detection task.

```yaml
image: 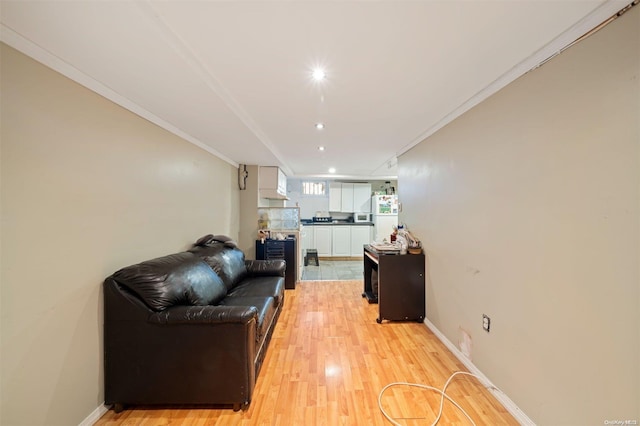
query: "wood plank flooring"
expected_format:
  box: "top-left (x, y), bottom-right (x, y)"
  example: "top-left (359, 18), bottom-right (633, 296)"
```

top-left (96, 280), bottom-right (518, 425)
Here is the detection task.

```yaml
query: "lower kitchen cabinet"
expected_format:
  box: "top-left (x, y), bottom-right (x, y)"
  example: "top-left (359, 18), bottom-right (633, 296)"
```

top-left (302, 224), bottom-right (374, 258)
top-left (332, 226), bottom-right (351, 257)
top-left (301, 225), bottom-right (315, 252)
top-left (314, 226), bottom-right (332, 257)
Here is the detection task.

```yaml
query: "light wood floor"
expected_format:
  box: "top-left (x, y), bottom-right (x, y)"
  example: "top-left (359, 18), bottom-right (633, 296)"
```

top-left (96, 280), bottom-right (518, 425)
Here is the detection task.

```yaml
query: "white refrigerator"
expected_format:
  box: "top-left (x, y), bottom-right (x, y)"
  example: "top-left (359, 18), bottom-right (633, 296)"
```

top-left (371, 195), bottom-right (398, 243)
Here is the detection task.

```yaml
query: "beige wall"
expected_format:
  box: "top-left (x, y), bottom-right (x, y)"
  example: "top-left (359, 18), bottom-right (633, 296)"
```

top-left (0, 44), bottom-right (240, 425)
top-left (398, 7), bottom-right (639, 425)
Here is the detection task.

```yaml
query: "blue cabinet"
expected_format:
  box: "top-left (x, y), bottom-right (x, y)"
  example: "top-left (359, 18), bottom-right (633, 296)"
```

top-left (256, 239), bottom-right (297, 289)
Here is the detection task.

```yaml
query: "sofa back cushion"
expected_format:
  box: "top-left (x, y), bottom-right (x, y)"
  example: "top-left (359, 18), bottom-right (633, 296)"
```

top-left (189, 244), bottom-right (247, 291)
top-left (111, 252), bottom-right (227, 311)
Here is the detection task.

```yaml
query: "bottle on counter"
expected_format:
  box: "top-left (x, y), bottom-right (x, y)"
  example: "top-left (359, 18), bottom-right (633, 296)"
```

top-left (396, 234), bottom-right (407, 255)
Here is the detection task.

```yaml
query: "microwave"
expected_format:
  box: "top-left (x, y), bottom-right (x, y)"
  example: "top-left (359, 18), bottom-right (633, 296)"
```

top-left (354, 213), bottom-right (371, 222)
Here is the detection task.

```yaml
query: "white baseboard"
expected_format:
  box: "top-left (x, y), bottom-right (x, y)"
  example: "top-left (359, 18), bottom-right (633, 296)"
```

top-left (423, 319), bottom-right (535, 426)
top-left (78, 403), bottom-right (109, 426)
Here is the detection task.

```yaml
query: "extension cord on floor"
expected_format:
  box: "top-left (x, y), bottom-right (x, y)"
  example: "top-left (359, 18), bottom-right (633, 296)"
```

top-left (378, 371), bottom-right (498, 426)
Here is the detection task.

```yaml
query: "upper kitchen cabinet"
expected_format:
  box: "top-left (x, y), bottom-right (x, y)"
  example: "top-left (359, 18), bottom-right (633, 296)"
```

top-left (329, 182), bottom-right (371, 213)
top-left (353, 183), bottom-right (372, 213)
top-left (340, 183), bottom-right (354, 212)
top-left (329, 182), bottom-right (342, 212)
top-left (259, 166), bottom-right (288, 200)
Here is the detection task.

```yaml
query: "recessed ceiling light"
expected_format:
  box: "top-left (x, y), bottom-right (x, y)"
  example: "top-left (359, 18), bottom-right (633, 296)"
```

top-left (315, 123), bottom-right (324, 130)
top-left (328, 167), bottom-right (336, 174)
top-left (312, 69), bottom-right (326, 81)
top-left (318, 146), bottom-right (325, 151)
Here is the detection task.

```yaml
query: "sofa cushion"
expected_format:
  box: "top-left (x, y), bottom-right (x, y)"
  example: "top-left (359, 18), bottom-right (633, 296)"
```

top-left (189, 244), bottom-right (247, 291)
top-left (227, 276), bottom-right (285, 308)
top-left (111, 252), bottom-right (227, 311)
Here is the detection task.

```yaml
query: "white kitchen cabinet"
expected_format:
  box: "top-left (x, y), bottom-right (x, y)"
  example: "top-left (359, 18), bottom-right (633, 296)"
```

top-left (314, 226), bottom-right (332, 257)
top-left (340, 183), bottom-right (354, 212)
top-left (259, 166), bottom-right (287, 199)
top-left (332, 226), bottom-right (351, 257)
top-left (329, 182), bottom-right (371, 213)
top-left (353, 183), bottom-right (372, 212)
top-left (300, 225), bottom-right (314, 278)
top-left (350, 226), bottom-right (372, 256)
top-left (301, 225), bottom-right (315, 252)
top-left (329, 182), bottom-right (342, 212)
top-left (302, 225), bottom-right (372, 258)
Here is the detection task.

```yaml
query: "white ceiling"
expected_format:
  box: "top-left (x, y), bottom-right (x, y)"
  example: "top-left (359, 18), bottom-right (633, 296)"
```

top-left (0, 0), bottom-right (625, 179)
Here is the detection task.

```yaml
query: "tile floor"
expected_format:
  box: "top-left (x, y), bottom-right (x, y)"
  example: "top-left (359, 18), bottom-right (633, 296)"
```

top-left (301, 259), bottom-right (364, 281)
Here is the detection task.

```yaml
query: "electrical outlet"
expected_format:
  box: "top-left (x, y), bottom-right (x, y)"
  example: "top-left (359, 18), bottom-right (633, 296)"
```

top-left (482, 314), bottom-right (491, 333)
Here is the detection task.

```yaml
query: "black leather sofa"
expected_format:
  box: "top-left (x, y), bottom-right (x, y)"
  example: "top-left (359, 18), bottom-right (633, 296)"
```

top-left (104, 237), bottom-right (286, 412)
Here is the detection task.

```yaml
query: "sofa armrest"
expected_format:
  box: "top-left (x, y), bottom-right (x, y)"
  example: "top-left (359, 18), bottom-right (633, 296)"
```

top-left (105, 303), bottom-right (259, 407)
top-left (245, 259), bottom-right (286, 277)
top-left (148, 305), bottom-right (258, 325)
